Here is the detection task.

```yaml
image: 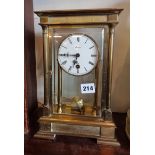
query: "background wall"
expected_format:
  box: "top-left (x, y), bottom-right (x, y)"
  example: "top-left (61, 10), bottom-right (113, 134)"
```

top-left (33, 0), bottom-right (130, 112)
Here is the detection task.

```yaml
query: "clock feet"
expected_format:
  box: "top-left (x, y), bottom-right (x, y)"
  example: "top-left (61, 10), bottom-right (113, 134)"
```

top-left (97, 137), bottom-right (120, 146)
top-left (34, 130), bottom-right (56, 141)
top-left (97, 125), bottom-right (120, 146)
top-left (34, 121), bottom-right (56, 140)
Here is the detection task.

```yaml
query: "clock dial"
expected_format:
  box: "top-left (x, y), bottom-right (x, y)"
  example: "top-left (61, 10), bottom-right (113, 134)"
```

top-left (58, 34), bottom-right (99, 76)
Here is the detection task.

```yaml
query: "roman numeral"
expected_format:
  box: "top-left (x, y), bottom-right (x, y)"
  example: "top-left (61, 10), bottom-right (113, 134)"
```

top-left (68, 66), bottom-right (72, 72)
top-left (89, 61), bottom-right (94, 65)
top-left (89, 46), bottom-right (94, 49)
top-left (68, 38), bottom-right (72, 44)
top-left (85, 38), bottom-right (88, 44)
top-left (84, 67), bottom-right (87, 71)
top-left (61, 45), bottom-right (67, 49)
top-left (77, 37), bottom-right (80, 42)
top-left (61, 60), bottom-right (67, 65)
top-left (91, 54), bottom-right (97, 57)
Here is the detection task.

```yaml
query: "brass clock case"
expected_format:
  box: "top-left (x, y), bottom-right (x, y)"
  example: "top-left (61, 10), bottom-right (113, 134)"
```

top-left (34, 8), bottom-right (123, 146)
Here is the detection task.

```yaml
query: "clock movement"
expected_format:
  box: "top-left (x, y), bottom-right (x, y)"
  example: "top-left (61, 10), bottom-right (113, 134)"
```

top-left (34, 8), bottom-right (123, 145)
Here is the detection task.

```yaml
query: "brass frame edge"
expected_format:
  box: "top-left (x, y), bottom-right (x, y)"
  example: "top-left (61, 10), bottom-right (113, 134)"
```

top-left (38, 116), bottom-right (116, 127)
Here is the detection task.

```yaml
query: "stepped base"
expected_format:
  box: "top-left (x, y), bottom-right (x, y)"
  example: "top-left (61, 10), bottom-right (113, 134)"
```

top-left (34, 115), bottom-right (120, 146)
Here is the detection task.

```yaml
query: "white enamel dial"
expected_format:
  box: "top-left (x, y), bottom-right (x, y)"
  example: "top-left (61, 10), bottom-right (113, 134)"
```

top-left (58, 34), bottom-right (98, 76)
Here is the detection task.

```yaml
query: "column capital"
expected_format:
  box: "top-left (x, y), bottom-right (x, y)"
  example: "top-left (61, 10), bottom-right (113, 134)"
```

top-left (41, 25), bottom-right (49, 34)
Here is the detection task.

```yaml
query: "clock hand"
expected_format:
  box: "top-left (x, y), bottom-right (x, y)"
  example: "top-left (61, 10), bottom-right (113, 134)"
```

top-left (75, 53), bottom-right (80, 58)
top-left (59, 53), bottom-right (80, 58)
top-left (59, 53), bottom-right (69, 57)
top-left (76, 64), bottom-right (80, 73)
top-left (59, 53), bottom-right (80, 68)
top-left (72, 59), bottom-right (78, 68)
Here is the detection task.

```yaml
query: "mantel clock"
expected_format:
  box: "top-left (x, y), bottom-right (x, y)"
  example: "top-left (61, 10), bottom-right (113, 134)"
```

top-left (34, 8), bottom-right (123, 145)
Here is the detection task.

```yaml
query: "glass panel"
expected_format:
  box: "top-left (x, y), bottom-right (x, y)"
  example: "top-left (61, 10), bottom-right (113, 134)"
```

top-left (49, 27), bottom-right (108, 117)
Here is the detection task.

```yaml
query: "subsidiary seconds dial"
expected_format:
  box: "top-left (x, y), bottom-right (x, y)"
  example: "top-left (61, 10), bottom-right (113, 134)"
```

top-left (58, 34), bottom-right (99, 76)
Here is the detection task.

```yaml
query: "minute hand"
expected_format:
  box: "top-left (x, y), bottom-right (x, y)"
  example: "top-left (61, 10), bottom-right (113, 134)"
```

top-left (59, 53), bottom-right (80, 58)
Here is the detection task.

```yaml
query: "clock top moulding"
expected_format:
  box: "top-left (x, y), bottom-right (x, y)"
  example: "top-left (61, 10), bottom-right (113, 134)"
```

top-left (34, 8), bottom-right (123, 26)
top-left (34, 8), bottom-right (123, 16)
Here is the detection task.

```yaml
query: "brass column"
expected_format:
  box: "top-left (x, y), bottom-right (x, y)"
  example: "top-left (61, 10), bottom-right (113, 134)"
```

top-left (42, 25), bottom-right (50, 111)
top-left (108, 25), bottom-right (115, 109)
top-left (104, 24), bottom-right (115, 120)
top-left (57, 66), bottom-right (62, 113)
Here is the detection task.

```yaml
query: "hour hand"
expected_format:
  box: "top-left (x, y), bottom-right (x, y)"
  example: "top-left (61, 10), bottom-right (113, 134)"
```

top-left (72, 59), bottom-right (78, 67)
